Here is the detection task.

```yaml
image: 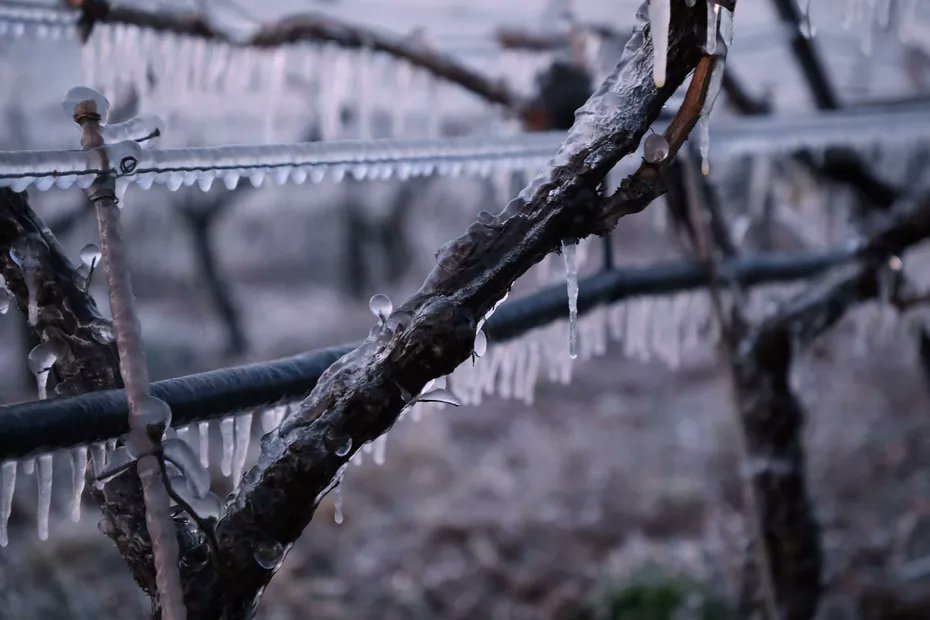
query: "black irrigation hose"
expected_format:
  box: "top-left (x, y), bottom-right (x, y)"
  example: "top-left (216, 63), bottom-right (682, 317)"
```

top-left (0, 247), bottom-right (851, 459)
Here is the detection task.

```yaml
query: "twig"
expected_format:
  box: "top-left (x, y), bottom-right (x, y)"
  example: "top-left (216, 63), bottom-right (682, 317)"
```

top-left (72, 95), bottom-right (186, 619)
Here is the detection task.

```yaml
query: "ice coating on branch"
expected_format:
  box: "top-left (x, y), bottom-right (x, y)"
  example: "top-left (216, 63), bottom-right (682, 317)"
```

top-left (220, 417), bottom-right (234, 477)
top-left (36, 453), bottom-right (53, 540)
top-left (369, 294), bottom-right (393, 324)
top-left (649, 0), bottom-right (671, 88)
top-left (231, 413), bottom-right (253, 486)
top-left (163, 439), bottom-right (211, 499)
top-left (63, 86), bottom-right (110, 122)
top-left (0, 461), bottom-right (16, 547)
top-left (417, 387), bottom-right (463, 407)
top-left (0, 286), bottom-right (10, 315)
top-left (561, 239), bottom-right (580, 359)
top-left (70, 447), bottom-right (87, 522)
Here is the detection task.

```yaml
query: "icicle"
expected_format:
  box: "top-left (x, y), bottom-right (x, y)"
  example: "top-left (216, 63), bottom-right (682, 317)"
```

top-left (91, 442), bottom-right (107, 476)
top-left (373, 435), bottom-right (387, 466)
top-left (231, 413), bottom-right (253, 486)
top-left (198, 422), bottom-right (210, 469)
top-left (649, 0), bottom-right (671, 88)
top-left (36, 453), bottom-right (53, 541)
top-left (561, 239), bottom-right (579, 359)
top-left (705, 1), bottom-right (719, 55)
top-left (0, 286), bottom-right (9, 314)
top-left (220, 417), bottom-right (234, 477)
top-left (333, 481), bottom-right (344, 525)
top-left (801, 0), bottom-right (817, 38)
top-left (10, 235), bottom-right (46, 326)
top-left (0, 461), bottom-right (16, 547)
top-left (70, 447), bottom-right (87, 523)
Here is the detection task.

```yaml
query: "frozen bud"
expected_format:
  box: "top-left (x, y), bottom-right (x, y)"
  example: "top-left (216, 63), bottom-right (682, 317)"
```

top-left (643, 133), bottom-right (670, 164)
top-left (369, 294), bottom-right (393, 324)
top-left (63, 86), bottom-right (110, 123)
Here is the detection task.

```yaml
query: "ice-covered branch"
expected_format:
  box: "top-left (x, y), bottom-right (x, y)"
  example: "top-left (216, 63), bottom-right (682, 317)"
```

top-left (160, 5), bottom-right (715, 616)
top-left (52, 0), bottom-right (521, 110)
top-left (0, 189), bottom-right (122, 392)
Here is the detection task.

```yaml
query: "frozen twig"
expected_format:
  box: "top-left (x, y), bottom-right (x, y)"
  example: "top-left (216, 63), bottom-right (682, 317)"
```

top-left (71, 94), bottom-right (186, 619)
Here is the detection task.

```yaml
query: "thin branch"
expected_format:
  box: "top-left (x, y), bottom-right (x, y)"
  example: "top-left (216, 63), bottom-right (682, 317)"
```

top-left (73, 96), bottom-right (185, 619)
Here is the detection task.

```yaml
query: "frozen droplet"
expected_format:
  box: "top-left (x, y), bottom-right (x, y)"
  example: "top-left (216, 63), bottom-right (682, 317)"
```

top-left (220, 417), bottom-right (234, 477)
top-left (163, 438), bottom-right (211, 499)
top-left (474, 329), bottom-right (488, 357)
top-left (0, 461), bottom-right (16, 547)
top-left (69, 447), bottom-right (87, 523)
top-left (63, 86), bottom-right (110, 122)
top-left (136, 394), bottom-right (172, 438)
top-left (326, 428), bottom-right (353, 458)
top-left (369, 294), bottom-right (393, 324)
top-left (643, 133), bottom-right (670, 164)
top-left (254, 539), bottom-right (284, 570)
top-left (37, 453), bottom-right (53, 541)
top-left (79, 243), bottom-right (101, 269)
